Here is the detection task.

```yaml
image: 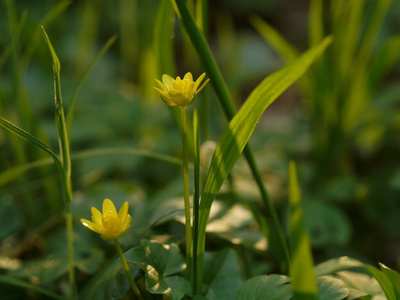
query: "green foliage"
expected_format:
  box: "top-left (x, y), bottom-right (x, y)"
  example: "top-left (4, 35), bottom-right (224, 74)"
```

top-left (125, 240), bottom-right (191, 300)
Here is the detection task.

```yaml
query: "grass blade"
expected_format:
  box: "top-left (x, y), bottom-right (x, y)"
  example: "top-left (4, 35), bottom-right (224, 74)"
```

top-left (66, 35), bottom-right (117, 141)
top-left (174, 0), bottom-right (291, 274)
top-left (249, 15), bottom-right (298, 63)
top-left (288, 161), bottom-right (318, 299)
top-left (309, 0), bottom-right (324, 47)
top-left (0, 275), bottom-right (66, 300)
top-left (0, 116), bottom-right (67, 201)
top-left (197, 37), bottom-right (332, 286)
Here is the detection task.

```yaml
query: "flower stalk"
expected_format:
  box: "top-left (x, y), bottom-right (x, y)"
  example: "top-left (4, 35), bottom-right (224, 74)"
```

top-left (114, 239), bottom-right (143, 300)
top-left (181, 106), bottom-right (193, 275)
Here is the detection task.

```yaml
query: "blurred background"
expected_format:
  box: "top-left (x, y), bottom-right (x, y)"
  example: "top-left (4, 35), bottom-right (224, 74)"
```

top-left (1, 0), bottom-right (400, 296)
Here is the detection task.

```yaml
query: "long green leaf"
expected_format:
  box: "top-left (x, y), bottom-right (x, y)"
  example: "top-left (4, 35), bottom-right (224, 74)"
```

top-left (20, 0), bottom-right (72, 70)
top-left (288, 161), bottom-right (318, 298)
top-left (42, 26), bottom-right (72, 202)
top-left (174, 0), bottom-right (291, 274)
top-left (197, 35), bottom-right (332, 271)
top-left (249, 15), bottom-right (298, 63)
top-left (0, 116), bottom-right (67, 202)
top-left (0, 275), bottom-right (65, 300)
top-left (154, 0), bottom-right (176, 76)
top-left (66, 35), bottom-right (117, 140)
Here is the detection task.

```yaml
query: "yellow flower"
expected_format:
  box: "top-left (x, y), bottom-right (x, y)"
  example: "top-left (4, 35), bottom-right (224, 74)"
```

top-left (81, 199), bottom-right (132, 241)
top-left (154, 72), bottom-right (209, 107)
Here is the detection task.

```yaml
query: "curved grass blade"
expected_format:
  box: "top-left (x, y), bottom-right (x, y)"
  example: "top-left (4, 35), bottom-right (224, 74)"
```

top-left (0, 275), bottom-right (66, 300)
top-left (0, 148), bottom-right (183, 186)
top-left (20, 0), bottom-right (72, 70)
top-left (66, 35), bottom-right (117, 140)
top-left (0, 10), bottom-right (27, 72)
top-left (288, 161), bottom-right (318, 299)
top-left (174, 0), bottom-right (290, 274)
top-left (197, 36), bottom-right (332, 285)
top-left (0, 116), bottom-right (67, 202)
top-left (249, 15), bottom-right (298, 63)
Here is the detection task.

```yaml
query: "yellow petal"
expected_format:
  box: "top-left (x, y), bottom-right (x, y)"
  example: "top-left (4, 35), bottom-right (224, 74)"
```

top-left (91, 207), bottom-right (103, 224)
top-left (155, 79), bottom-right (166, 91)
top-left (162, 74), bottom-right (174, 89)
top-left (196, 78), bottom-right (210, 94)
top-left (160, 94), bottom-right (177, 106)
top-left (118, 201), bottom-right (129, 222)
top-left (194, 73), bottom-right (206, 90)
top-left (81, 219), bottom-right (101, 233)
top-left (102, 199), bottom-right (117, 217)
top-left (121, 214), bottom-right (132, 233)
top-left (183, 72), bottom-right (193, 81)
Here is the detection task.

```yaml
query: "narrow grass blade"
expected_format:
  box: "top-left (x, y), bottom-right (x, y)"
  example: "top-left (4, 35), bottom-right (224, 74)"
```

top-left (309, 0), bottom-right (324, 47)
top-left (0, 116), bottom-right (67, 201)
top-left (41, 27), bottom-right (71, 193)
top-left (0, 148), bottom-right (183, 186)
top-left (154, 0), bottom-right (176, 76)
top-left (249, 15), bottom-right (313, 105)
top-left (20, 0), bottom-right (72, 70)
top-left (288, 161), bottom-right (318, 299)
top-left (0, 10), bottom-right (27, 72)
top-left (66, 35), bottom-right (117, 141)
top-left (0, 275), bottom-right (65, 300)
top-left (249, 15), bottom-right (298, 63)
top-left (338, 0), bottom-right (365, 79)
top-left (174, 0), bottom-right (291, 274)
top-left (198, 36), bottom-right (332, 274)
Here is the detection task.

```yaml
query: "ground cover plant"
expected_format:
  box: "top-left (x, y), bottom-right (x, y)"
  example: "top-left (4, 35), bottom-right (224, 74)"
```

top-left (0, 0), bottom-right (400, 299)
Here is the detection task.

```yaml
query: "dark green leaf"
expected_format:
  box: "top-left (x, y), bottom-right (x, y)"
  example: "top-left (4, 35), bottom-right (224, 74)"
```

top-left (235, 274), bottom-right (292, 300)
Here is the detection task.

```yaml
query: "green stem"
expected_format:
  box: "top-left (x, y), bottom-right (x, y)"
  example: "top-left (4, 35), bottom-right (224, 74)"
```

top-left (192, 110), bottom-right (200, 294)
top-left (180, 106), bottom-right (193, 276)
top-left (114, 239), bottom-right (143, 300)
top-left (174, 0), bottom-right (290, 272)
top-left (65, 206), bottom-right (75, 300)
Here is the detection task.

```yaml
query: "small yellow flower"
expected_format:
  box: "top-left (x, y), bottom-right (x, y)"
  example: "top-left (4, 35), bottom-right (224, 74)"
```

top-left (81, 199), bottom-right (132, 241)
top-left (154, 72), bottom-right (209, 107)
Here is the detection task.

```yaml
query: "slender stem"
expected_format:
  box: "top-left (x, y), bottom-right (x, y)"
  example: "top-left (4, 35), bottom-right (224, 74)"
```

top-left (174, 0), bottom-right (290, 273)
top-left (180, 106), bottom-right (193, 275)
top-left (65, 205), bottom-right (75, 300)
top-left (114, 239), bottom-right (143, 300)
top-left (192, 110), bottom-right (200, 294)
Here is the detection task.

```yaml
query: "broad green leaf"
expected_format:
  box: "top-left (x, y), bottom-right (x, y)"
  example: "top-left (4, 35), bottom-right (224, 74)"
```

top-left (315, 256), bottom-right (363, 277)
top-left (317, 276), bottom-right (348, 300)
top-left (288, 161), bottom-right (318, 298)
top-left (79, 258), bottom-right (136, 300)
top-left (235, 274), bottom-right (292, 300)
top-left (125, 240), bottom-right (191, 300)
top-left (203, 249), bottom-right (243, 300)
top-left (365, 265), bottom-right (396, 300)
top-left (302, 200), bottom-right (352, 249)
top-left (337, 271), bottom-right (385, 298)
top-left (0, 276), bottom-right (65, 300)
top-left (197, 36), bottom-right (332, 258)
